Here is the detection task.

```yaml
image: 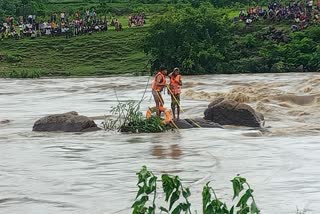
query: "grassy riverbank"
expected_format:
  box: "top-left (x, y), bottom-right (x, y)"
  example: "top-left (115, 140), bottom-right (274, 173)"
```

top-left (2, 19), bottom-right (318, 78)
top-left (0, 27), bottom-right (148, 77)
top-left (1, 0), bottom-right (320, 78)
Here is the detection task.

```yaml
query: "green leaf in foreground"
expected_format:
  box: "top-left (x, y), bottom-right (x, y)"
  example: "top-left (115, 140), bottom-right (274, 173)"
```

top-left (132, 166), bottom-right (260, 214)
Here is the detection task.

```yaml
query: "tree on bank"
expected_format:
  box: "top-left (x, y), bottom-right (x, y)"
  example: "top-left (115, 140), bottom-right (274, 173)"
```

top-left (0, 0), bottom-right (47, 20)
top-left (144, 5), bottom-right (231, 74)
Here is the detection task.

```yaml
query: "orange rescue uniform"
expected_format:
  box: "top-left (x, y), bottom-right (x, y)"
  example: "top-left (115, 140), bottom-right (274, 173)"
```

top-left (152, 72), bottom-right (166, 92)
top-left (170, 74), bottom-right (182, 95)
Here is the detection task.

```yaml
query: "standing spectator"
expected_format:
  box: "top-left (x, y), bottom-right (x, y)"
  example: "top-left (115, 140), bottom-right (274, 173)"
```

top-left (317, 0), bottom-right (320, 9)
top-left (114, 19), bottom-right (119, 31)
top-left (9, 16), bottom-right (14, 26)
top-left (6, 16), bottom-right (10, 25)
top-left (19, 23), bottom-right (23, 36)
top-left (300, 13), bottom-right (307, 29)
top-left (93, 10), bottom-right (97, 23)
top-left (306, 0), bottom-right (313, 17)
top-left (19, 16), bottom-right (24, 24)
top-left (75, 11), bottom-right (80, 20)
top-left (28, 15), bottom-right (33, 24)
top-left (60, 11), bottom-right (65, 22)
top-left (314, 8), bottom-right (320, 22)
top-left (86, 9), bottom-right (90, 21)
top-left (51, 12), bottom-right (57, 22)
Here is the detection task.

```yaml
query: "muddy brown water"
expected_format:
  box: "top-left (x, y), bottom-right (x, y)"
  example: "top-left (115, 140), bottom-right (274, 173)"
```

top-left (0, 73), bottom-right (320, 213)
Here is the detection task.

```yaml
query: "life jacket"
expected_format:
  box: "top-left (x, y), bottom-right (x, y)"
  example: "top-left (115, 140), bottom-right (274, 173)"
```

top-left (170, 74), bottom-right (182, 95)
top-left (152, 72), bottom-right (166, 92)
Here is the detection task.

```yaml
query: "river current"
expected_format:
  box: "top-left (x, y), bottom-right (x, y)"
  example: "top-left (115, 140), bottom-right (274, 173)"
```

top-left (0, 73), bottom-right (319, 214)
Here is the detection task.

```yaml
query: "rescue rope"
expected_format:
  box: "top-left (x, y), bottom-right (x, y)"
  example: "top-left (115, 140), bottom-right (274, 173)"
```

top-left (166, 85), bottom-right (202, 128)
top-left (139, 75), bottom-right (151, 105)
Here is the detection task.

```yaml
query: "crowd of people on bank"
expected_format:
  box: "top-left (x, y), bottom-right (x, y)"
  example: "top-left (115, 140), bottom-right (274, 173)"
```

top-left (128, 14), bottom-right (146, 27)
top-left (0, 10), bottom-right (148, 39)
top-left (239, 0), bottom-right (320, 30)
top-left (0, 10), bottom-right (109, 39)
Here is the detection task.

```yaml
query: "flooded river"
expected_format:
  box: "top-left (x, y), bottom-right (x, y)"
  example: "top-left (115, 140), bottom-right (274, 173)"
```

top-left (0, 73), bottom-right (320, 214)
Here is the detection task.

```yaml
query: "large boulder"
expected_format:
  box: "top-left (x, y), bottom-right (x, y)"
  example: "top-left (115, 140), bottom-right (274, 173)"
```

top-left (33, 111), bottom-right (101, 132)
top-left (204, 99), bottom-right (263, 127)
top-left (174, 118), bottom-right (223, 129)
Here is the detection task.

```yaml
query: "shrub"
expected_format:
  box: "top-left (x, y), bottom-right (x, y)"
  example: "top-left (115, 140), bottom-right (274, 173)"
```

top-left (103, 101), bottom-right (171, 133)
top-left (5, 54), bottom-right (22, 63)
top-left (0, 70), bottom-right (41, 78)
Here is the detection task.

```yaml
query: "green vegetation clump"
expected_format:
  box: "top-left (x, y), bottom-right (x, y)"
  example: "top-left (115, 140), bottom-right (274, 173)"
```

top-left (132, 166), bottom-right (260, 214)
top-left (0, 70), bottom-right (41, 78)
top-left (3, 53), bottom-right (22, 63)
top-left (121, 114), bottom-right (170, 133)
top-left (103, 101), bottom-right (171, 133)
top-left (145, 4), bottom-right (320, 74)
top-left (144, 5), bottom-right (231, 74)
top-left (260, 27), bottom-right (320, 72)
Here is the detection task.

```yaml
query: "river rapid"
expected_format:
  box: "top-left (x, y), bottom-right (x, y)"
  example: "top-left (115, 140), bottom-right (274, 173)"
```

top-left (0, 73), bottom-right (320, 214)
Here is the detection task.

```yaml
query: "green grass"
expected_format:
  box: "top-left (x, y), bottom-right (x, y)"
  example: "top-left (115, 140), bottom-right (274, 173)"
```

top-left (0, 27), bottom-right (150, 77)
top-left (42, 2), bottom-right (167, 17)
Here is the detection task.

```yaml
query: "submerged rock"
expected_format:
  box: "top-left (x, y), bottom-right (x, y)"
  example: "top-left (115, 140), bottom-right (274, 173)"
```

top-left (0, 119), bottom-right (10, 124)
top-left (204, 99), bottom-right (264, 127)
top-left (33, 111), bottom-right (101, 132)
top-left (173, 119), bottom-right (194, 129)
top-left (174, 118), bottom-right (223, 129)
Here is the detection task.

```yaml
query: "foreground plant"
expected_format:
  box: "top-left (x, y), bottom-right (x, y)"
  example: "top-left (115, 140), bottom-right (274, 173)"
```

top-left (132, 166), bottom-right (260, 214)
top-left (132, 166), bottom-right (157, 213)
top-left (160, 174), bottom-right (192, 214)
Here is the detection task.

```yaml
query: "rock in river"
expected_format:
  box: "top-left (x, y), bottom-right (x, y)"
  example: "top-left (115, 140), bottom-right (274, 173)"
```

top-left (204, 99), bottom-right (264, 127)
top-left (0, 119), bottom-right (10, 124)
top-left (33, 111), bottom-right (101, 132)
top-left (174, 118), bottom-right (223, 129)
